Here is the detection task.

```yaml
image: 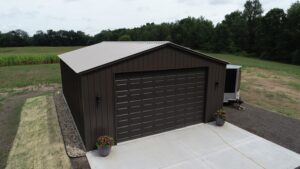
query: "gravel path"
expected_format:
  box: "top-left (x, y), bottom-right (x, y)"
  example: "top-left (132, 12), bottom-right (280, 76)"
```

top-left (225, 103), bottom-right (300, 154)
top-left (54, 91), bottom-right (86, 157)
top-left (53, 91), bottom-right (90, 169)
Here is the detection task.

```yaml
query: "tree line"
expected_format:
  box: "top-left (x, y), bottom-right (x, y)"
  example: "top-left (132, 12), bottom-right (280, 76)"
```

top-left (0, 0), bottom-right (299, 64)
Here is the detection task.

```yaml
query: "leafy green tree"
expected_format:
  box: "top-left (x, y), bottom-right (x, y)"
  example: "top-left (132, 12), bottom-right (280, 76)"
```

top-left (32, 31), bottom-right (47, 45)
top-left (92, 30), bottom-right (114, 43)
top-left (0, 29), bottom-right (29, 46)
top-left (243, 0), bottom-right (263, 53)
top-left (222, 11), bottom-right (247, 52)
top-left (212, 23), bottom-right (234, 52)
top-left (291, 50), bottom-right (300, 64)
top-left (31, 30), bottom-right (90, 46)
top-left (172, 17), bottom-right (214, 50)
top-left (286, 1), bottom-right (300, 64)
top-left (118, 34), bottom-right (131, 41)
top-left (156, 23), bottom-right (173, 41)
top-left (258, 8), bottom-right (287, 61)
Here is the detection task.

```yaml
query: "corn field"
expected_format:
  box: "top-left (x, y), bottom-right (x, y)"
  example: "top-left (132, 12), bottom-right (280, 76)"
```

top-left (0, 55), bottom-right (59, 66)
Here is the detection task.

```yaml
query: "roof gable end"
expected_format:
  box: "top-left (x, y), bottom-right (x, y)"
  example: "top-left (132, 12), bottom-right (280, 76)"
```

top-left (58, 41), bottom-right (228, 74)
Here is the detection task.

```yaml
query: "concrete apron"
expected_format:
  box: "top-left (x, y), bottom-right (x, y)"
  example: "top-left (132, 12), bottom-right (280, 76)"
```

top-left (87, 122), bottom-right (300, 169)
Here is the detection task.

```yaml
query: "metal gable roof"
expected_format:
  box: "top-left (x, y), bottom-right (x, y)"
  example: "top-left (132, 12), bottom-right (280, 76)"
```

top-left (58, 41), bottom-right (228, 74)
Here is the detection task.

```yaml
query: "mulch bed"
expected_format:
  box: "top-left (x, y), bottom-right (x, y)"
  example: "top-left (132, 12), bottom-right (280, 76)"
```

top-left (225, 103), bottom-right (300, 154)
top-left (53, 91), bottom-right (90, 169)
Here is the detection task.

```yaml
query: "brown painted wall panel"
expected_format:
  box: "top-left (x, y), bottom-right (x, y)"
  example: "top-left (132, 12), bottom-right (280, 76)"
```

top-left (76, 45), bottom-right (226, 150)
top-left (60, 61), bottom-right (85, 143)
top-left (89, 74), bottom-right (97, 149)
top-left (80, 75), bottom-right (90, 147)
top-left (106, 68), bottom-right (114, 136)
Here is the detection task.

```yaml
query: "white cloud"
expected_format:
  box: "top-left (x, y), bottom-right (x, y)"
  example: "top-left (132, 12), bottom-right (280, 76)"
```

top-left (209, 0), bottom-right (233, 5)
top-left (0, 0), bottom-right (296, 35)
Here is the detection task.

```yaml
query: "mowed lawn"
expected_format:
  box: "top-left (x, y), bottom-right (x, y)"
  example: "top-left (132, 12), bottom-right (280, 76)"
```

top-left (4, 95), bottom-right (71, 169)
top-left (0, 64), bottom-right (61, 89)
top-left (208, 53), bottom-right (300, 119)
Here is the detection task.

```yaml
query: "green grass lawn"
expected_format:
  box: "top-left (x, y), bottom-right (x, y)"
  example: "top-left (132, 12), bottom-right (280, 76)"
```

top-left (0, 64), bottom-right (60, 89)
top-left (207, 53), bottom-right (300, 119)
top-left (208, 53), bottom-right (300, 80)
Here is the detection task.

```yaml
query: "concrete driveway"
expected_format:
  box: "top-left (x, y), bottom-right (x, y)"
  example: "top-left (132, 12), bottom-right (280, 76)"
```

top-left (87, 123), bottom-right (300, 169)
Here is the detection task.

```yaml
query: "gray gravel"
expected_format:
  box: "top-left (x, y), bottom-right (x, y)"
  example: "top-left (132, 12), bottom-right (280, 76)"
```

top-left (54, 91), bottom-right (91, 169)
top-left (53, 91), bottom-right (86, 157)
top-left (225, 103), bottom-right (300, 154)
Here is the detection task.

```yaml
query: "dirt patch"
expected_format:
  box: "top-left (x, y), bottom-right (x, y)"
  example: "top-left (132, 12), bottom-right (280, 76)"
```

top-left (225, 103), bottom-right (300, 154)
top-left (241, 67), bottom-right (300, 118)
top-left (0, 84), bottom-right (61, 93)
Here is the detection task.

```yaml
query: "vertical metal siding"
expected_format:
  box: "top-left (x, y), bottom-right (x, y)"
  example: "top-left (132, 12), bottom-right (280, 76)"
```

top-left (76, 46), bottom-right (226, 150)
top-left (80, 75), bottom-right (90, 147)
top-left (106, 68), bottom-right (114, 136)
top-left (60, 61), bottom-right (85, 143)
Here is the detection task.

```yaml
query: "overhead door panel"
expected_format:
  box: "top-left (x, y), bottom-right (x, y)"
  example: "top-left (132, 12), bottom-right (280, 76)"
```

top-left (114, 68), bottom-right (206, 142)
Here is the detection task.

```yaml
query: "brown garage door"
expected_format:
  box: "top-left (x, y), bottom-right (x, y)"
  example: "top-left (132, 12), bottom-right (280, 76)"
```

top-left (114, 68), bottom-right (206, 142)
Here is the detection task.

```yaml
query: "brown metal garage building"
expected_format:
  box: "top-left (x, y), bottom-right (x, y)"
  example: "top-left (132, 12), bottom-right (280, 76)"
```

top-left (58, 41), bottom-right (228, 150)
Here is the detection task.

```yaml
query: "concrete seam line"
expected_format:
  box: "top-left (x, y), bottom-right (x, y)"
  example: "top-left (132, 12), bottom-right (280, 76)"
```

top-left (205, 124), bottom-right (266, 169)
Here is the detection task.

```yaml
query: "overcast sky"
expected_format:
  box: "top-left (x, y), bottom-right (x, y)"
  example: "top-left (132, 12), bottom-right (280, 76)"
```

top-left (0, 0), bottom-right (296, 35)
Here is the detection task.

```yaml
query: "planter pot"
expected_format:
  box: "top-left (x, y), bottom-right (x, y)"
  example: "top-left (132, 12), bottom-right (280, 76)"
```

top-left (216, 117), bottom-right (225, 126)
top-left (98, 146), bottom-right (112, 157)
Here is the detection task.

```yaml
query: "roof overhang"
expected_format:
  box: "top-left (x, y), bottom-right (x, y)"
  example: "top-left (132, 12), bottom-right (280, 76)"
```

top-left (226, 64), bottom-right (242, 69)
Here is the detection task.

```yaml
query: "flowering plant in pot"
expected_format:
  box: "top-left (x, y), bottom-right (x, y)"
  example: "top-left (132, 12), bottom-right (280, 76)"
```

top-left (96, 136), bottom-right (114, 157)
top-left (215, 109), bottom-right (226, 126)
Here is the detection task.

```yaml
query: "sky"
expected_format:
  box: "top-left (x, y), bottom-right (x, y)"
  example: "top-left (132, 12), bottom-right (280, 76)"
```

top-left (0, 0), bottom-right (297, 35)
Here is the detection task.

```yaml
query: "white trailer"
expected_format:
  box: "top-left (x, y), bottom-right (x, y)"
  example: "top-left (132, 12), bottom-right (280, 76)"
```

top-left (224, 64), bottom-right (242, 103)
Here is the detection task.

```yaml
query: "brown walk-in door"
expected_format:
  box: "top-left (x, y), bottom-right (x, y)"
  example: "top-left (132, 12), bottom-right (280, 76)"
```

top-left (114, 68), bottom-right (206, 142)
